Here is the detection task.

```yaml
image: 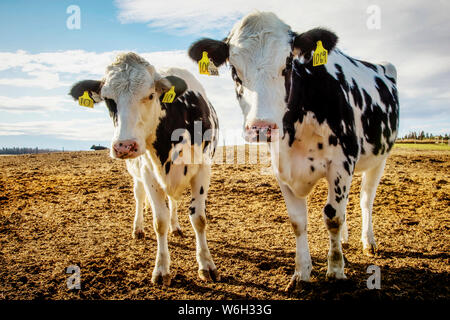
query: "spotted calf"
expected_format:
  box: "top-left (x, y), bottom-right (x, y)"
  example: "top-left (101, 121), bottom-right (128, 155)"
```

top-left (69, 52), bottom-right (219, 285)
top-left (189, 11), bottom-right (399, 288)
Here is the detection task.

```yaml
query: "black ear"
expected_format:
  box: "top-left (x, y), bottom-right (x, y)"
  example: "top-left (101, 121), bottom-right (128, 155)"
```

top-left (156, 75), bottom-right (188, 102)
top-left (188, 38), bottom-right (229, 67)
top-left (69, 80), bottom-right (103, 102)
top-left (293, 28), bottom-right (338, 58)
top-left (165, 76), bottom-right (187, 97)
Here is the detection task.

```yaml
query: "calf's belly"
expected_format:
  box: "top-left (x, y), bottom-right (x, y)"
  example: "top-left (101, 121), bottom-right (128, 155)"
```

top-left (276, 151), bottom-right (327, 198)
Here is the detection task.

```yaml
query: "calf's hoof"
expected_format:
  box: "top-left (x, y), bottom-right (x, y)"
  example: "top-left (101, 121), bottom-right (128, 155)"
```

top-left (326, 270), bottom-right (347, 280)
top-left (340, 235), bottom-right (349, 246)
top-left (133, 229), bottom-right (145, 239)
top-left (152, 272), bottom-right (172, 286)
top-left (285, 272), bottom-right (311, 292)
top-left (363, 243), bottom-right (377, 256)
top-left (171, 227), bottom-right (184, 237)
top-left (198, 268), bottom-right (220, 282)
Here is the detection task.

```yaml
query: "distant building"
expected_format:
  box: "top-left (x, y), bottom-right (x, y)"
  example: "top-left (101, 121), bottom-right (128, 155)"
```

top-left (90, 145), bottom-right (108, 151)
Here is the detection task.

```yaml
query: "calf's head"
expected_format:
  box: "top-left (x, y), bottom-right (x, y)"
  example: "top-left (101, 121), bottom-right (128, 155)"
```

top-left (69, 52), bottom-right (186, 159)
top-left (188, 11), bottom-right (337, 142)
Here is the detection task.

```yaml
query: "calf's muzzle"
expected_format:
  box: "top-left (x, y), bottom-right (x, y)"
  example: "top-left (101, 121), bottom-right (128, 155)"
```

top-left (112, 139), bottom-right (139, 159)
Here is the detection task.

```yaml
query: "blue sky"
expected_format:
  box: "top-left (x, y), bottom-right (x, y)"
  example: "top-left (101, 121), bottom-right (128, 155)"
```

top-left (0, 0), bottom-right (212, 53)
top-left (0, 0), bottom-right (449, 150)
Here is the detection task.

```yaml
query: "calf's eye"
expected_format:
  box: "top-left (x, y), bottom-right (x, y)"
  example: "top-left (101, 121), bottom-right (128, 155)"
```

top-left (149, 93), bottom-right (154, 100)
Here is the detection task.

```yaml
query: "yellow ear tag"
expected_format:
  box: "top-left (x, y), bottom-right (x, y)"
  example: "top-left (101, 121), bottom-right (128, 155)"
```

top-left (78, 91), bottom-right (94, 108)
top-left (313, 41), bottom-right (328, 67)
top-left (162, 86), bottom-right (176, 103)
top-left (199, 51), bottom-right (210, 75)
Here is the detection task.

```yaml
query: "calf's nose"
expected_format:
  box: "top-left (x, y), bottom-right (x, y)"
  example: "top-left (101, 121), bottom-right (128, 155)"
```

top-left (113, 140), bottom-right (139, 158)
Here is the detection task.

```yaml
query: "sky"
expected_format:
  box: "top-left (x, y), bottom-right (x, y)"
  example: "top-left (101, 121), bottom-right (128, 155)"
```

top-left (0, 0), bottom-right (448, 150)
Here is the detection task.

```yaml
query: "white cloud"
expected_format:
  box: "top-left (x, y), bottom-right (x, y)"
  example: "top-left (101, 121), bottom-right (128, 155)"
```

top-left (116, 0), bottom-right (260, 34)
top-left (0, 71), bottom-right (69, 90)
top-left (0, 95), bottom-right (74, 113)
top-left (0, 50), bottom-right (120, 75)
top-left (0, 119), bottom-right (113, 141)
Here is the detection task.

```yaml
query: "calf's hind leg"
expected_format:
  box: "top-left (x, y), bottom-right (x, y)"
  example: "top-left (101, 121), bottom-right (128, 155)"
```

top-left (360, 158), bottom-right (386, 256)
top-left (341, 220), bottom-right (349, 246)
top-left (189, 165), bottom-right (219, 282)
top-left (168, 196), bottom-right (183, 237)
top-left (324, 167), bottom-right (352, 280)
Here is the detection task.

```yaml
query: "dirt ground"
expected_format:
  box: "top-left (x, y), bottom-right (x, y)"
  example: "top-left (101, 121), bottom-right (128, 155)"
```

top-left (0, 146), bottom-right (449, 300)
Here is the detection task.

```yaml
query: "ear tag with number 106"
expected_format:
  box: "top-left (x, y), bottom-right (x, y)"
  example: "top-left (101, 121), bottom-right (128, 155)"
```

top-left (313, 41), bottom-right (328, 67)
top-left (162, 86), bottom-right (176, 103)
top-left (78, 91), bottom-right (94, 108)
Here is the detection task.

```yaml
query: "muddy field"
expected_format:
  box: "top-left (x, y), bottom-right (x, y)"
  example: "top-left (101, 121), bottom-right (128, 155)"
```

top-left (0, 146), bottom-right (449, 300)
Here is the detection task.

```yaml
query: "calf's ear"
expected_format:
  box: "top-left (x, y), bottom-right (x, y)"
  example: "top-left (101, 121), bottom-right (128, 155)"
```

top-left (292, 28), bottom-right (338, 60)
top-left (155, 76), bottom-right (188, 102)
top-left (188, 38), bottom-right (229, 67)
top-left (69, 80), bottom-right (103, 103)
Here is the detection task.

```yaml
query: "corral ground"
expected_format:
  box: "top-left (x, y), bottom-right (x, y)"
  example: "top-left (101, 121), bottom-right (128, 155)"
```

top-left (0, 145), bottom-right (449, 300)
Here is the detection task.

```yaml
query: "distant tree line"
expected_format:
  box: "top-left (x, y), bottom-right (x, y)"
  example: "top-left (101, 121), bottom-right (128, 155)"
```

top-left (0, 147), bottom-right (60, 155)
top-left (400, 131), bottom-right (449, 141)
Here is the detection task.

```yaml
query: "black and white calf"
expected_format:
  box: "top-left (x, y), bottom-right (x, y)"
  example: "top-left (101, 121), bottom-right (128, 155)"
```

top-left (189, 12), bottom-right (399, 287)
top-left (69, 52), bottom-right (219, 285)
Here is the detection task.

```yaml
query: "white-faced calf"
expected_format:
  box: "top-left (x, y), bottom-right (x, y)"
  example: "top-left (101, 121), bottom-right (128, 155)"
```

top-left (70, 52), bottom-right (220, 285)
top-left (189, 11), bottom-right (399, 289)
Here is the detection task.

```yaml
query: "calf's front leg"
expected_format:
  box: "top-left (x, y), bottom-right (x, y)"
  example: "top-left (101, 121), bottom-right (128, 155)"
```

top-left (141, 169), bottom-right (171, 286)
top-left (278, 182), bottom-right (312, 290)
